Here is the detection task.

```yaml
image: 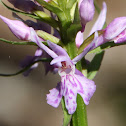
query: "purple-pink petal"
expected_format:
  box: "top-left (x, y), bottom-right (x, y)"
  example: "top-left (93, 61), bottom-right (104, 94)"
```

top-left (75, 31), bottom-right (84, 48)
top-left (75, 69), bottom-right (96, 105)
top-left (30, 28), bottom-right (58, 58)
top-left (35, 48), bottom-right (43, 56)
top-left (114, 29), bottom-right (126, 43)
top-left (73, 32), bottom-right (99, 63)
top-left (89, 2), bottom-right (107, 36)
top-left (50, 56), bottom-right (70, 66)
top-left (104, 17), bottom-right (126, 40)
top-left (47, 40), bottom-right (69, 57)
top-left (47, 83), bottom-right (62, 108)
top-left (61, 75), bottom-right (78, 114)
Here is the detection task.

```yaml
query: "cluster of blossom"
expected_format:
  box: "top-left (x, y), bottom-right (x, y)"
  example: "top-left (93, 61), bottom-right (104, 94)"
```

top-left (0, 0), bottom-right (126, 115)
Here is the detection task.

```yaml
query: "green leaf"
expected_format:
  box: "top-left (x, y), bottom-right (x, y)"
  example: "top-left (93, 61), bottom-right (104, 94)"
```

top-left (0, 58), bottom-right (51, 77)
top-left (0, 38), bottom-right (36, 45)
top-left (87, 51), bottom-right (105, 80)
top-left (61, 98), bottom-right (72, 126)
top-left (57, 0), bottom-right (67, 10)
top-left (66, 1), bottom-right (82, 42)
top-left (66, 0), bottom-right (77, 10)
top-left (70, 2), bottom-right (77, 21)
top-left (73, 2), bottom-right (80, 24)
top-left (36, 0), bottom-right (72, 32)
top-left (35, 0), bottom-right (66, 21)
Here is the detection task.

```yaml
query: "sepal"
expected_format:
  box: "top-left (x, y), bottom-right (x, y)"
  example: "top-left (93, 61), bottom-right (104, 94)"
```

top-left (37, 30), bottom-right (62, 45)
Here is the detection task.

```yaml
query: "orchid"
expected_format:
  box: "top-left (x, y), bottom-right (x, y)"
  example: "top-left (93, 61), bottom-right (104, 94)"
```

top-left (30, 28), bottom-right (96, 114)
top-left (0, 0), bottom-right (126, 126)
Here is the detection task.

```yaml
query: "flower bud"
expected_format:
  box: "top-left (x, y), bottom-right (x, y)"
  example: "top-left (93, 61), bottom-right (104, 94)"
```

top-left (79, 0), bottom-right (95, 31)
top-left (0, 15), bottom-right (31, 40)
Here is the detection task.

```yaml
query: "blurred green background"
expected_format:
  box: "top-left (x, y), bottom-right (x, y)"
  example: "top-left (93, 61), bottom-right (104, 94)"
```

top-left (0, 0), bottom-right (126, 126)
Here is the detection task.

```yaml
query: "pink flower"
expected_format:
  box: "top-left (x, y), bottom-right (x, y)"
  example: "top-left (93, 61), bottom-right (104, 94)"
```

top-left (30, 28), bottom-right (96, 114)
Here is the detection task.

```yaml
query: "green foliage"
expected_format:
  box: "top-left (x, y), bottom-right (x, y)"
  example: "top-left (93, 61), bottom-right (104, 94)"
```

top-left (71, 94), bottom-right (88, 126)
top-left (35, 0), bottom-right (67, 22)
top-left (87, 51), bottom-right (105, 80)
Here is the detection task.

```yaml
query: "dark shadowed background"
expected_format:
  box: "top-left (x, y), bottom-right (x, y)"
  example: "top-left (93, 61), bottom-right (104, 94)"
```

top-left (0, 0), bottom-right (126, 126)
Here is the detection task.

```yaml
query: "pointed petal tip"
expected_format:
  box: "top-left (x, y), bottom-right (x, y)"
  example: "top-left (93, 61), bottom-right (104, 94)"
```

top-left (89, 1), bottom-right (107, 36)
top-left (0, 15), bottom-right (10, 24)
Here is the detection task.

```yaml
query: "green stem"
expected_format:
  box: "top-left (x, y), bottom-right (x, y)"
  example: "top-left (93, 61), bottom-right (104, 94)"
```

top-left (0, 58), bottom-right (51, 77)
